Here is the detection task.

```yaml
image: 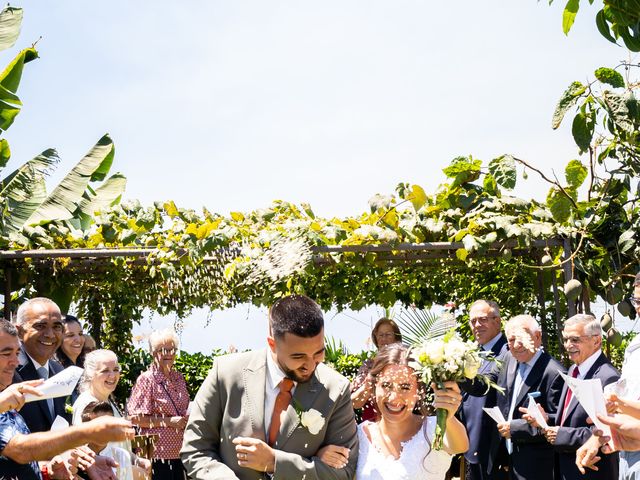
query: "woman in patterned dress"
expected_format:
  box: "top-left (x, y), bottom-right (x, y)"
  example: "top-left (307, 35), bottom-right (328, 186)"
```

top-left (128, 329), bottom-right (190, 480)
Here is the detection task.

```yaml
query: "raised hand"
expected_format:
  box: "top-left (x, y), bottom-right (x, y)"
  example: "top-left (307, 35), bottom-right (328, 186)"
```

top-left (0, 379), bottom-right (43, 412)
top-left (596, 413), bottom-right (640, 452)
top-left (431, 381), bottom-right (462, 418)
top-left (83, 416), bottom-right (135, 445)
top-left (605, 393), bottom-right (640, 418)
top-left (84, 455), bottom-right (118, 480)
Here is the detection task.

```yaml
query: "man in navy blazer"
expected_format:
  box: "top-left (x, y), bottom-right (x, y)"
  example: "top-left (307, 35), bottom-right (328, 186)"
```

top-left (11, 298), bottom-right (70, 433)
top-left (541, 313), bottom-right (620, 480)
top-left (459, 300), bottom-right (508, 480)
top-left (463, 314), bottom-right (565, 480)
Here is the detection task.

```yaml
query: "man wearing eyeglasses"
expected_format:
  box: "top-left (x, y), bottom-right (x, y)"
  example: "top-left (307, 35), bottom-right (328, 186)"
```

top-left (460, 300), bottom-right (508, 480)
top-left (538, 314), bottom-right (620, 480)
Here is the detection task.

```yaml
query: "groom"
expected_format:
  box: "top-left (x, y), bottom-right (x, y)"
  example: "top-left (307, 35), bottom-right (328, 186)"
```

top-left (181, 294), bottom-right (358, 479)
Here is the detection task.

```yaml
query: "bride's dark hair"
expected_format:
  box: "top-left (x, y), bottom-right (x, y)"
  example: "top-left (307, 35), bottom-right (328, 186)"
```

top-left (367, 342), bottom-right (438, 468)
top-left (368, 342), bottom-right (433, 415)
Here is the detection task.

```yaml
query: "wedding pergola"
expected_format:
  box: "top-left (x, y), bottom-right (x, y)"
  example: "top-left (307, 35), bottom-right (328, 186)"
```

top-left (0, 237), bottom-right (576, 350)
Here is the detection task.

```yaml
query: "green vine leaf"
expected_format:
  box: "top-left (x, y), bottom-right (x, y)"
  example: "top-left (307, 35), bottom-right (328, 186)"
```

top-left (546, 187), bottom-right (573, 223)
top-left (571, 112), bottom-right (594, 152)
top-left (594, 67), bottom-right (625, 88)
top-left (488, 155), bottom-right (517, 190)
top-left (483, 173), bottom-right (499, 196)
top-left (565, 160), bottom-right (588, 188)
top-left (408, 184), bottom-right (427, 211)
top-left (552, 81), bottom-right (586, 129)
top-left (442, 156), bottom-right (481, 188)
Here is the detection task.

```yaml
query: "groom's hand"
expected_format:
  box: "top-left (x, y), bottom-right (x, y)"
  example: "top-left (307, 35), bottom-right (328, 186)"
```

top-left (233, 437), bottom-right (275, 473)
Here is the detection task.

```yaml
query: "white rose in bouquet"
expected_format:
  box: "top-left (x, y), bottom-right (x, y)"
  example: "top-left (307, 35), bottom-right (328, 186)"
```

top-left (424, 341), bottom-right (445, 364)
top-left (444, 337), bottom-right (467, 359)
top-left (463, 353), bottom-right (482, 379)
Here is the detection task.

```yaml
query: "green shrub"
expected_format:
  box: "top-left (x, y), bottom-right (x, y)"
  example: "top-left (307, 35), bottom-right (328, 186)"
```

top-left (115, 345), bottom-right (370, 406)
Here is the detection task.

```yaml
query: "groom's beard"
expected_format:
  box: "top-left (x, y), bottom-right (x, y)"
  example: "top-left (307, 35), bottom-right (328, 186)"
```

top-left (278, 358), bottom-right (315, 384)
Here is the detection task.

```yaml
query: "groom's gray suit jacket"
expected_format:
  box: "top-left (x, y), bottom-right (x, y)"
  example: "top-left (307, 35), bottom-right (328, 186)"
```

top-left (181, 348), bottom-right (358, 480)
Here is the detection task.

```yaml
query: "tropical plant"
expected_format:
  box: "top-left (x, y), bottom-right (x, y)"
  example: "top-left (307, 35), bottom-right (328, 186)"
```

top-left (0, 7), bottom-right (127, 311)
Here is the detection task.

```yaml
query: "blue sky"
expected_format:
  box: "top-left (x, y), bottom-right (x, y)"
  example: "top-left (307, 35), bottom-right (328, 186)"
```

top-left (5, 1), bottom-right (634, 352)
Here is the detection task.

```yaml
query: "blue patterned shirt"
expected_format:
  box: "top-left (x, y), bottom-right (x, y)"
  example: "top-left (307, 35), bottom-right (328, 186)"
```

top-left (0, 410), bottom-right (41, 480)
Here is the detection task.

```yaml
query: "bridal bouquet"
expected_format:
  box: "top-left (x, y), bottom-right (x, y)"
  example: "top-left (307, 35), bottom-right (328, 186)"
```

top-left (411, 330), bottom-right (502, 450)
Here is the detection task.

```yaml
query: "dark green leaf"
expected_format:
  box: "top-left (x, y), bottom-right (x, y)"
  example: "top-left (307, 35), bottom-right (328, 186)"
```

top-left (595, 10), bottom-right (618, 44)
top-left (571, 112), bottom-right (594, 152)
top-left (488, 154), bottom-right (517, 189)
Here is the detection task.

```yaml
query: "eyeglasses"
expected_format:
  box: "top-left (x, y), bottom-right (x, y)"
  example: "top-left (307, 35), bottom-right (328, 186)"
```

top-left (155, 347), bottom-right (177, 355)
top-left (562, 335), bottom-right (597, 345)
top-left (470, 315), bottom-right (497, 324)
top-left (375, 333), bottom-right (396, 340)
top-left (629, 297), bottom-right (640, 307)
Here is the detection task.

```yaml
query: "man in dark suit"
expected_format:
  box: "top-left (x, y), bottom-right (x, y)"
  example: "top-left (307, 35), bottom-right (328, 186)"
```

top-left (464, 314), bottom-right (566, 480)
top-left (12, 297), bottom-right (70, 432)
top-left (541, 313), bottom-right (620, 480)
top-left (460, 299), bottom-right (508, 480)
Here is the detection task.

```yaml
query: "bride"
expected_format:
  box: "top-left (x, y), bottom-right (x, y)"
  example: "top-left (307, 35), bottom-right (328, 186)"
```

top-left (320, 343), bottom-right (468, 479)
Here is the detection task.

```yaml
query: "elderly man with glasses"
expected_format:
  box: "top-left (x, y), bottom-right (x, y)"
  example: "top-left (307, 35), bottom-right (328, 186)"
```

top-left (459, 300), bottom-right (509, 480)
top-left (575, 272), bottom-right (640, 478)
top-left (526, 313), bottom-right (620, 480)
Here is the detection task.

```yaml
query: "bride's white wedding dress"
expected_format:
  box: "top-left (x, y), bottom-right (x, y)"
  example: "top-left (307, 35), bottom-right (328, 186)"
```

top-left (355, 416), bottom-right (452, 480)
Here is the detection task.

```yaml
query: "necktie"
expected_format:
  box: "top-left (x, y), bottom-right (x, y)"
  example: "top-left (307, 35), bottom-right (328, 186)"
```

top-left (506, 362), bottom-right (529, 454)
top-left (36, 366), bottom-right (55, 420)
top-left (268, 378), bottom-right (294, 446)
top-left (560, 366), bottom-right (580, 425)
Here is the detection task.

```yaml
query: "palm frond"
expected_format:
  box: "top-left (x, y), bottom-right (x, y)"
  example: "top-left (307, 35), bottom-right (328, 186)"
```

top-left (324, 336), bottom-right (348, 363)
top-left (396, 306), bottom-right (457, 346)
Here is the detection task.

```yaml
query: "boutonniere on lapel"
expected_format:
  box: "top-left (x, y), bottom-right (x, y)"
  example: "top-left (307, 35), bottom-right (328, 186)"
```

top-left (64, 398), bottom-right (73, 415)
top-left (292, 399), bottom-right (325, 435)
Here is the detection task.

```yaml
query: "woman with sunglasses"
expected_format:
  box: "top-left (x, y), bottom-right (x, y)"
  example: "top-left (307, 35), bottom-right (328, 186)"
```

top-left (128, 329), bottom-right (190, 480)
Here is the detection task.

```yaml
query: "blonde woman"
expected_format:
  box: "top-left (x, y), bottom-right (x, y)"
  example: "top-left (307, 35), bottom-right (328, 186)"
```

top-left (128, 329), bottom-right (189, 480)
top-left (72, 349), bottom-right (151, 479)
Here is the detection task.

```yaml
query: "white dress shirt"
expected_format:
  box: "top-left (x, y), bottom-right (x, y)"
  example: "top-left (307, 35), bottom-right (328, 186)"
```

top-left (264, 352), bottom-right (297, 435)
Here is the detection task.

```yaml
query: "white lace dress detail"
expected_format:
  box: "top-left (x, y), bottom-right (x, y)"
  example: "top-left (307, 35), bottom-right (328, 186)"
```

top-left (355, 416), bottom-right (452, 480)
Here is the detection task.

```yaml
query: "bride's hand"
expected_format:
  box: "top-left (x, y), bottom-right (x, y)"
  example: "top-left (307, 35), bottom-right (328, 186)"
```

top-left (316, 444), bottom-right (350, 469)
top-left (432, 381), bottom-right (462, 419)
